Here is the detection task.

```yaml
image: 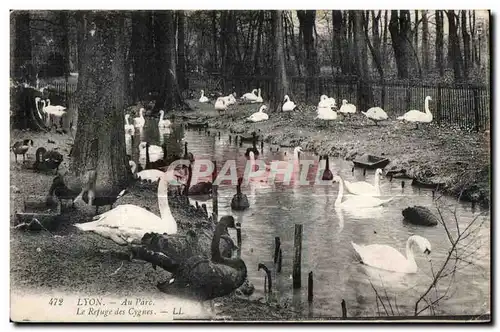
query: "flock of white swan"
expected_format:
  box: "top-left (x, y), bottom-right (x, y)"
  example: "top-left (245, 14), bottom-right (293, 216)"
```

top-left (198, 88), bottom-right (434, 128)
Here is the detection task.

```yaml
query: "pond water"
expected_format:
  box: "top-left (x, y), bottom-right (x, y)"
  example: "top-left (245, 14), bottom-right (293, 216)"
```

top-left (126, 119), bottom-right (490, 318)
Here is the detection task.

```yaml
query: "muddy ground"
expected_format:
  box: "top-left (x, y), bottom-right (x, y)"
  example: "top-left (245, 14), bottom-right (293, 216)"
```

top-left (9, 129), bottom-right (295, 321)
top-left (174, 99), bottom-right (490, 208)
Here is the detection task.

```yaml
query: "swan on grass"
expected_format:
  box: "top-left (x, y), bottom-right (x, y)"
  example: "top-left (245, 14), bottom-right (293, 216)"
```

top-left (158, 110), bottom-right (171, 128)
top-left (241, 89), bottom-right (258, 102)
top-left (74, 170), bottom-right (178, 245)
top-left (282, 95), bottom-right (296, 112)
top-left (124, 114), bottom-right (135, 133)
top-left (362, 107), bottom-right (388, 126)
top-left (318, 95), bottom-right (336, 109)
top-left (214, 97), bottom-right (227, 114)
top-left (134, 108), bottom-right (145, 128)
top-left (351, 235), bottom-right (432, 273)
top-left (199, 90), bottom-right (209, 103)
top-left (343, 168), bottom-right (383, 196)
top-left (316, 107), bottom-right (338, 123)
top-left (339, 99), bottom-right (356, 116)
top-left (251, 88), bottom-right (263, 103)
top-left (397, 96), bottom-right (433, 129)
top-left (333, 175), bottom-right (393, 208)
top-left (223, 93), bottom-right (237, 106)
top-left (247, 105), bottom-right (269, 123)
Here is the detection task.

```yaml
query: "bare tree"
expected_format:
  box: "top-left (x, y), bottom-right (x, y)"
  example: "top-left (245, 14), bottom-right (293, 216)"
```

top-left (177, 10), bottom-right (187, 90)
top-left (11, 10), bottom-right (34, 84)
top-left (435, 10), bottom-right (445, 77)
top-left (422, 10), bottom-right (430, 74)
top-left (269, 10), bottom-right (290, 112)
top-left (389, 10), bottom-right (411, 79)
top-left (446, 10), bottom-right (463, 80)
top-left (461, 10), bottom-right (471, 79)
top-left (297, 10), bottom-right (319, 101)
top-left (353, 11), bottom-right (373, 110)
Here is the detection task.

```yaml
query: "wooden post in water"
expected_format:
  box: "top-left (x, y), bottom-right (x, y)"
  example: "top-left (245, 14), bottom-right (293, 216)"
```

top-left (212, 161), bottom-right (218, 221)
top-left (274, 237), bottom-right (281, 264)
top-left (292, 224), bottom-right (303, 289)
top-left (308, 271), bottom-right (313, 302)
top-left (277, 249), bottom-right (282, 273)
top-left (341, 299), bottom-right (347, 318)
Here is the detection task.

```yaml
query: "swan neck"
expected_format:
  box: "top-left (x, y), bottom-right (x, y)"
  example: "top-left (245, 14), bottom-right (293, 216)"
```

top-left (325, 156), bottom-right (330, 169)
top-left (335, 178), bottom-right (344, 206)
top-left (374, 172), bottom-right (381, 192)
top-left (425, 98), bottom-right (431, 115)
top-left (157, 179), bottom-right (174, 228)
top-left (406, 238), bottom-right (417, 269)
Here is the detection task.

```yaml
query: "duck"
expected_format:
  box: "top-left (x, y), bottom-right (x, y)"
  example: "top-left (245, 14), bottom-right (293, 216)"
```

top-left (397, 96), bottom-right (433, 129)
top-left (214, 97), bottom-right (227, 114)
top-left (320, 155), bottom-right (333, 181)
top-left (362, 107), bottom-right (388, 126)
top-left (124, 114), bottom-right (135, 133)
top-left (247, 105), bottom-right (269, 123)
top-left (32, 147), bottom-right (63, 173)
top-left (231, 177), bottom-right (250, 211)
top-left (251, 88), bottom-right (263, 103)
top-left (343, 168), bottom-right (383, 196)
top-left (351, 235), bottom-right (432, 273)
top-left (74, 170), bottom-right (178, 244)
top-left (139, 142), bottom-right (164, 162)
top-left (158, 110), bottom-right (171, 128)
top-left (258, 263), bottom-right (272, 293)
top-left (156, 216), bottom-right (247, 302)
top-left (333, 175), bottom-right (393, 208)
top-left (11, 139), bottom-right (33, 163)
top-left (133, 108), bottom-right (146, 128)
top-left (282, 95), bottom-right (296, 112)
top-left (402, 206), bottom-right (439, 226)
top-left (241, 89), bottom-right (258, 102)
top-left (338, 99), bottom-right (356, 117)
top-left (199, 90), bottom-right (209, 103)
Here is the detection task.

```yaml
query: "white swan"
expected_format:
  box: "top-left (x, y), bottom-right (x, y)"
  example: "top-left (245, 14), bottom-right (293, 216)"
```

top-left (45, 99), bottom-right (67, 115)
top-left (316, 107), bottom-right (338, 121)
top-left (138, 142), bottom-right (163, 160)
top-left (344, 168), bottom-right (383, 196)
top-left (199, 89), bottom-right (209, 103)
top-left (214, 97), bottom-right (227, 113)
top-left (318, 95), bottom-right (336, 109)
top-left (130, 160), bottom-right (186, 185)
top-left (362, 107), bottom-right (388, 126)
top-left (251, 88), bottom-right (263, 103)
top-left (333, 175), bottom-right (393, 208)
top-left (339, 99), bottom-right (356, 116)
top-left (133, 108), bottom-right (145, 128)
top-left (157, 110), bottom-right (171, 128)
top-left (74, 171), bottom-right (178, 244)
top-left (124, 114), bottom-right (135, 133)
top-left (34, 97), bottom-right (45, 120)
top-left (351, 235), bottom-right (432, 273)
top-left (247, 105), bottom-right (269, 122)
top-left (223, 93), bottom-right (237, 106)
top-left (397, 96), bottom-right (433, 129)
top-left (282, 95), bottom-right (296, 112)
top-left (241, 89), bottom-right (258, 102)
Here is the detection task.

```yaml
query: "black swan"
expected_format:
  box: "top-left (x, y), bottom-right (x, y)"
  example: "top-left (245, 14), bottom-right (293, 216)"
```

top-left (321, 155), bottom-right (333, 181)
top-left (188, 165), bottom-right (213, 197)
top-left (402, 206), bottom-right (439, 226)
top-left (258, 263), bottom-right (272, 293)
top-left (32, 147), bottom-right (63, 173)
top-left (12, 139), bottom-right (33, 163)
top-left (231, 177), bottom-right (250, 211)
top-left (183, 142), bottom-right (195, 164)
top-left (156, 216), bottom-right (247, 301)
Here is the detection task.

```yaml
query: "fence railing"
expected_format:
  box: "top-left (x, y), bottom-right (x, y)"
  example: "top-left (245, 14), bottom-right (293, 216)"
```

top-left (188, 75), bottom-right (491, 131)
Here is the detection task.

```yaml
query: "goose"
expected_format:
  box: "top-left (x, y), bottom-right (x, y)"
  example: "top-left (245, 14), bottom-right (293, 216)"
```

top-left (231, 177), bottom-right (250, 211)
top-left (124, 114), bottom-right (135, 133)
top-left (251, 88), bottom-right (263, 103)
top-left (241, 89), bottom-right (258, 102)
top-left (11, 139), bottom-right (33, 163)
top-left (320, 155), bottom-right (333, 181)
top-left (247, 105), bottom-right (269, 123)
top-left (397, 96), bottom-right (433, 129)
top-left (282, 95), bottom-right (296, 112)
top-left (214, 97), bottom-right (227, 114)
top-left (402, 206), bottom-right (439, 226)
top-left (133, 108), bottom-right (146, 128)
top-left (32, 147), bottom-right (63, 173)
top-left (199, 90), bottom-right (209, 103)
top-left (351, 235), bottom-right (432, 273)
top-left (343, 168), bottom-right (383, 196)
top-left (258, 263), bottom-right (272, 293)
top-left (156, 216), bottom-right (247, 303)
top-left (339, 99), bottom-right (356, 116)
top-left (74, 170), bottom-right (178, 244)
top-left (158, 110), bottom-right (171, 128)
top-left (139, 142), bottom-right (163, 162)
top-left (333, 175), bottom-right (393, 208)
top-left (362, 107), bottom-right (388, 126)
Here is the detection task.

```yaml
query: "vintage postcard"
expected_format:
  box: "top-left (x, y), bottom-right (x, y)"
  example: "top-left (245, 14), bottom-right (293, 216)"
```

top-left (9, 9), bottom-right (491, 322)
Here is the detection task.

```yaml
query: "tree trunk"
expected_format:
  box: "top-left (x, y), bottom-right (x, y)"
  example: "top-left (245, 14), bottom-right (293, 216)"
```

top-left (364, 11), bottom-right (384, 80)
top-left (60, 11), bottom-right (71, 105)
top-left (381, 10), bottom-right (388, 61)
top-left (446, 10), bottom-right (463, 80)
top-left (389, 10), bottom-right (411, 79)
top-left (461, 10), bottom-right (471, 78)
top-left (11, 10), bottom-right (33, 83)
top-left (297, 10), bottom-right (319, 102)
top-left (353, 11), bottom-right (373, 110)
top-left (253, 11), bottom-right (264, 75)
top-left (270, 10), bottom-right (290, 112)
top-left (422, 10), bottom-right (429, 74)
top-left (435, 10), bottom-right (444, 77)
top-left (177, 10), bottom-right (187, 90)
top-left (331, 10), bottom-right (344, 72)
top-left (71, 11), bottom-right (129, 196)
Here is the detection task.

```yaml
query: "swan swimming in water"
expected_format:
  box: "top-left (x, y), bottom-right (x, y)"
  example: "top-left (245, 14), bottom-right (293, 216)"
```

top-left (134, 108), bottom-right (146, 128)
top-left (199, 90), bottom-right (209, 103)
top-left (333, 175), bottom-right (393, 208)
top-left (351, 235), bottom-right (432, 273)
top-left (343, 168), bottom-right (383, 196)
top-left (158, 110), bottom-right (171, 128)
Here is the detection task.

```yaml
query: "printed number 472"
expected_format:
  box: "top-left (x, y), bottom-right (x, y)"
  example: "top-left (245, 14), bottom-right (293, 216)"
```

top-left (49, 298), bottom-right (63, 306)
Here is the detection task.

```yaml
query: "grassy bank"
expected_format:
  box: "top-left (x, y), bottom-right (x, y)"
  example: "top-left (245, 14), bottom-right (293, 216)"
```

top-left (174, 99), bottom-right (490, 207)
